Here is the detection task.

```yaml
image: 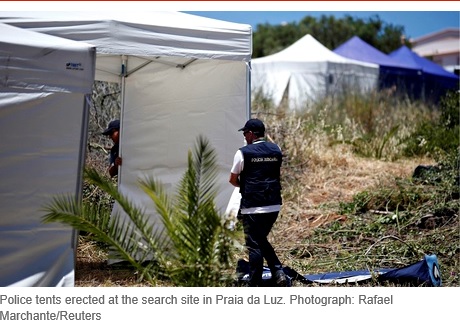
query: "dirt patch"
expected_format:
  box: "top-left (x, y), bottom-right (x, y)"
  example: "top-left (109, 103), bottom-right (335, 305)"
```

top-left (75, 148), bottom-right (435, 286)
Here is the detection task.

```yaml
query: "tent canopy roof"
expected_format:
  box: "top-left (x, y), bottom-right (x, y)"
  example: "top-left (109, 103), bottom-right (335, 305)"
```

top-left (0, 11), bottom-right (252, 82)
top-left (0, 22), bottom-right (95, 93)
top-left (250, 34), bottom-right (379, 110)
top-left (390, 45), bottom-right (459, 79)
top-left (0, 11), bottom-right (251, 61)
top-left (253, 34), bottom-right (378, 68)
top-left (0, 22), bottom-right (91, 50)
top-left (334, 36), bottom-right (416, 70)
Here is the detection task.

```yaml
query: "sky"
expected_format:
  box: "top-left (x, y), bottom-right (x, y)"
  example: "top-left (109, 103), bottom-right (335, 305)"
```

top-left (182, 11), bottom-right (460, 40)
top-left (1, 2), bottom-right (459, 40)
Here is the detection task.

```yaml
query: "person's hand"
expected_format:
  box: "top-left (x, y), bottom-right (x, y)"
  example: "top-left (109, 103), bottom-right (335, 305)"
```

top-left (114, 157), bottom-right (122, 166)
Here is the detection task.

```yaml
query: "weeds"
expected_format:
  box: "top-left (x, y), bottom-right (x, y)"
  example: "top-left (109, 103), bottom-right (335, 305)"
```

top-left (252, 89), bottom-right (459, 287)
top-left (74, 88), bottom-right (459, 287)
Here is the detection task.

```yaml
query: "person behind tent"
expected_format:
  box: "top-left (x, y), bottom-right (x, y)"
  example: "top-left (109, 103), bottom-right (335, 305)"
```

top-left (229, 118), bottom-right (288, 287)
top-left (102, 119), bottom-right (122, 178)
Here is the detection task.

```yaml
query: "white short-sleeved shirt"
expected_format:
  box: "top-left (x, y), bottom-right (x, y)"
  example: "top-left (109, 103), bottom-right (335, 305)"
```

top-left (231, 141), bottom-right (281, 214)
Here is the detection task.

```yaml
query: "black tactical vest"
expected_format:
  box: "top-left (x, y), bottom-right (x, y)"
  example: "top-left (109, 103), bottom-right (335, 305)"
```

top-left (239, 141), bottom-right (282, 208)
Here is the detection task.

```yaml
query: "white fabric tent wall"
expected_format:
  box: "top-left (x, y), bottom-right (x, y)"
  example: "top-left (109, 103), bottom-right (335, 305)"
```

top-left (121, 60), bottom-right (248, 226)
top-left (251, 34), bottom-right (379, 110)
top-left (0, 12), bottom-right (252, 257)
top-left (0, 23), bottom-right (96, 286)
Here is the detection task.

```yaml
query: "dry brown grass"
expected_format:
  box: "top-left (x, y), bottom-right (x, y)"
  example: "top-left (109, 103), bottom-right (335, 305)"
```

top-left (75, 238), bottom-right (168, 287)
top-left (77, 84), bottom-right (457, 287)
top-left (271, 145), bottom-right (433, 269)
top-left (75, 142), bottom-right (434, 287)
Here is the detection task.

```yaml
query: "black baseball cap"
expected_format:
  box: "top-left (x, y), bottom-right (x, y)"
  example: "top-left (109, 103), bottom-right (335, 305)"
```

top-left (102, 119), bottom-right (120, 135)
top-left (238, 118), bottom-right (265, 133)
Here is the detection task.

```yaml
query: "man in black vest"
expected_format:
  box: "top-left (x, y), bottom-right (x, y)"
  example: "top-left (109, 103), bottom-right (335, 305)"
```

top-left (229, 118), bottom-right (287, 287)
top-left (102, 119), bottom-right (122, 178)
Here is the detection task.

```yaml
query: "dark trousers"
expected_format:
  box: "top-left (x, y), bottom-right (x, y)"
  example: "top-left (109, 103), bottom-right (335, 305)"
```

top-left (242, 211), bottom-right (283, 286)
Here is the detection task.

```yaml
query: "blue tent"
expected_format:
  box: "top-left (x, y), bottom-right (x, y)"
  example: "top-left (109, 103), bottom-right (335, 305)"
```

top-left (334, 36), bottom-right (422, 96)
top-left (390, 45), bottom-right (459, 102)
top-left (334, 36), bottom-right (411, 69)
top-left (334, 37), bottom-right (459, 102)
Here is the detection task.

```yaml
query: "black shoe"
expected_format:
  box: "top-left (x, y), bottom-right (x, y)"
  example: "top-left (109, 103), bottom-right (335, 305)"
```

top-left (274, 270), bottom-right (287, 287)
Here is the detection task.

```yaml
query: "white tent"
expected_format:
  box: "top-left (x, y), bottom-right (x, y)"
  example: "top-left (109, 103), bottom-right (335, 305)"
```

top-left (0, 23), bottom-right (96, 286)
top-left (1, 12), bottom-right (252, 262)
top-left (251, 34), bottom-right (379, 110)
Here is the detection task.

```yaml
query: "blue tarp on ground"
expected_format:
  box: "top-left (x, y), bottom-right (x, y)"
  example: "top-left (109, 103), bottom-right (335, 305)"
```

top-left (302, 254), bottom-right (441, 287)
top-left (236, 254), bottom-right (442, 287)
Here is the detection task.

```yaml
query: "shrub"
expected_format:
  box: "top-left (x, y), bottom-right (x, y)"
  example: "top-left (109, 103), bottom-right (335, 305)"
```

top-left (403, 90), bottom-right (459, 157)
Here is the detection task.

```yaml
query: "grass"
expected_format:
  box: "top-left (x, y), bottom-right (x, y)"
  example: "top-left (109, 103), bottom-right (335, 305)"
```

top-left (76, 150), bottom-right (457, 286)
top-left (76, 90), bottom-right (459, 287)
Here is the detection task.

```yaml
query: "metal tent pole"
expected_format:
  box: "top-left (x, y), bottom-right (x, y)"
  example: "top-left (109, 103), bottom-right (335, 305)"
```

top-left (118, 55), bottom-right (127, 184)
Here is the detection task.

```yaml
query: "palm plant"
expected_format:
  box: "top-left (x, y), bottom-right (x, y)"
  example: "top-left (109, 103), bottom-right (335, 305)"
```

top-left (43, 135), bottom-right (240, 286)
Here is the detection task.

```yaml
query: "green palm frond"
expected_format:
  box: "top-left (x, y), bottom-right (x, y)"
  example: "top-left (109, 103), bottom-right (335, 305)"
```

top-left (42, 135), bottom-right (239, 286)
top-left (42, 170), bottom-right (162, 281)
top-left (140, 135), bottom-right (239, 286)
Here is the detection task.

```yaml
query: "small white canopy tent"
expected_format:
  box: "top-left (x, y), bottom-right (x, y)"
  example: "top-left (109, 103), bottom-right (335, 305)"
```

top-left (0, 23), bottom-right (96, 286)
top-left (251, 34), bottom-right (379, 110)
top-left (1, 11), bottom-right (252, 261)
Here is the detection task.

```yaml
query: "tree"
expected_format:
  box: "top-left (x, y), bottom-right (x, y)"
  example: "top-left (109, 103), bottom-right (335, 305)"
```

top-left (252, 14), bottom-right (408, 58)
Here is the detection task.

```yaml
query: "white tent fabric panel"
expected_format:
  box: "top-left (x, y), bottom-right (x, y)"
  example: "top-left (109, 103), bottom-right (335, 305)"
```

top-left (0, 23), bottom-right (95, 93)
top-left (251, 34), bottom-right (379, 109)
top-left (0, 22), bottom-right (95, 287)
top-left (0, 92), bottom-right (90, 286)
top-left (115, 59), bottom-right (248, 231)
top-left (1, 11), bottom-right (251, 264)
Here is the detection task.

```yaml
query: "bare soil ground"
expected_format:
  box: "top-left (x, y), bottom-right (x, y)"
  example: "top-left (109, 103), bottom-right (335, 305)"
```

top-left (75, 146), bottom-right (433, 287)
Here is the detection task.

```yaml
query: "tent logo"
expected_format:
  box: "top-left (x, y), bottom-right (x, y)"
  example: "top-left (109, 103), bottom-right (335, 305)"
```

top-left (66, 62), bottom-right (84, 71)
